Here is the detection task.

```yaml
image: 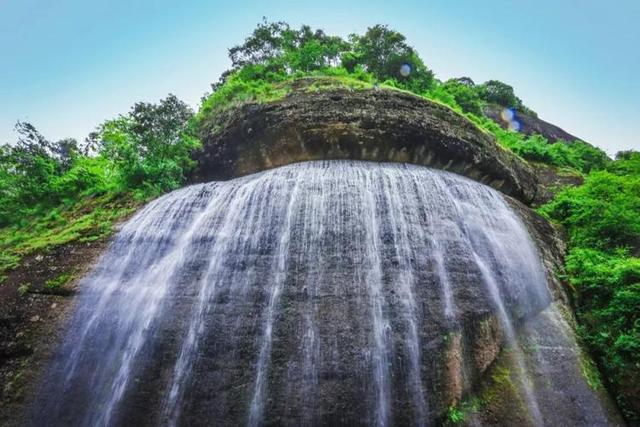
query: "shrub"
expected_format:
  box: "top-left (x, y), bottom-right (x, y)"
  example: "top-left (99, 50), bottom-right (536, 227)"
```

top-left (540, 151), bottom-right (640, 421)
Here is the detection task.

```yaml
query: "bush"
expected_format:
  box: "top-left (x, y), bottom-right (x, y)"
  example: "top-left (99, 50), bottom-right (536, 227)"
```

top-left (478, 117), bottom-right (610, 174)
top-left (0, 95), bottom-right (200, 228)
top-left (95, 94), bottom-right (200, 195)
top-left (440, 79), bottom-right (484, 116)
top-left (540, 151), bottom-right (640, 421)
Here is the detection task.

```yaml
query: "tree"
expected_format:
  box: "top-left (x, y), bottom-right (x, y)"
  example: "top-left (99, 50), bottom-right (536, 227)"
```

top-left (95, 94), bottom-right (200, 192)
top-left (343, 25), bottom-right (434, 92)
top-left (477, 80), bottom-right (537, 116)
top-left (0, 122), bottom-right (82, 224)
top-left (477, 80), bottom-right (520, 108)
top-left (453, 76), bottom-right (475, 87)
top-left (2, 122), bottom-right (61, 206)
top-left (221, 19), bottom-right (350, 87)
top-left (441, 79), bottom-right (484, 116)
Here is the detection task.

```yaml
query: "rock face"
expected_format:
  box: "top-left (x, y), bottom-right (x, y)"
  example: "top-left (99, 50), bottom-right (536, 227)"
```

top-left (19, 82), bottom-right (624, 426)
top-left (527, 162), bottom-right (584, 207)
top-left (484, 103), bottom-right (582, 143)
top-left (27, 162), bottom-right (622, 426)
top-left (0, 238), bottom-right (112, 426)
top-left (193, 86), bottom-right (539, 204)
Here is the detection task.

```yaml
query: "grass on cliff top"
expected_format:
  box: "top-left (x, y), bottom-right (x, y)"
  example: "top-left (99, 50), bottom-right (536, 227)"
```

top-left (0, 193), bottom-right (141, 284)
top-left (196, 67), bottom-right (379, 128)
top-left (197, 66), bottom-right (471, 125)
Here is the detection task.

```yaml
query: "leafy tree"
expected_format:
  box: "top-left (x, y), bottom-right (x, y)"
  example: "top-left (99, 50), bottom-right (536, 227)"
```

top-left (477, 80), bottom-right (520, 108)
top-left (0, 122), bottom-right (61, 207)
top-left (220, 20), bottom-right (350, 88)
top-left (0, 94), bottom-right (200, 227)
top-left (343, 25), bottom-right (434, 92)
top-left (0, 122), bottom-right (93, 224)
top-left (609, 150), bottom-right (640, 175)
top-left (452, 76), bottom-right (475, 87)
top-left (440, 79), bottom-right (484, 115)
top-left (94, 94), bottom-right (200, 193)
top-left (476, 80), bottom-right (536, 116)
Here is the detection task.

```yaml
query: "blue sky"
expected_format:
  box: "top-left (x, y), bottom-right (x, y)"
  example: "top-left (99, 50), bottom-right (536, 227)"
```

top-left (1, 0), bottom-right (638, 155)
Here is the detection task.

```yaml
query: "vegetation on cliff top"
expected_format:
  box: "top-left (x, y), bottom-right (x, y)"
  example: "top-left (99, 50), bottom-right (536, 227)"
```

top-left (1, 19), bottom-right (638, 422)
top-left (196, 20), bottom-right (608, 175)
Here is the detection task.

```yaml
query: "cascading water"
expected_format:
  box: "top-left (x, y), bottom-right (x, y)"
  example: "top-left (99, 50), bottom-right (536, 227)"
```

top-left (30, 160), bottom-right (555, 426)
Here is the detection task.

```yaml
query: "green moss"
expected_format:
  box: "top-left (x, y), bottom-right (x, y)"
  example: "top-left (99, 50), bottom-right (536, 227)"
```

top-left (17, 283), bottom-right (30, 296)
top-left (446, 397), bottom-right (484, 425)
top-left (579, 353), bottom-right (604, 390)
top-left (44, 271), bottom-right (75, 295)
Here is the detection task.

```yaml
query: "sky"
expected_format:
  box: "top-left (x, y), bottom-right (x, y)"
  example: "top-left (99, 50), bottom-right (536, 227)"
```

top-left (1, 0), bottom-right (638, 156)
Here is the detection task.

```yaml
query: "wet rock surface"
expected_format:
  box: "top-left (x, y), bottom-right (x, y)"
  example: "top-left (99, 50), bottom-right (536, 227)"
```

top-left (192, 87), bottom-right (539, 204)
top-left (7, 84), bottom-right (624, 426)
top-left (0, 240), bottom-right (111, 426)
top-left (26, 161), bottom-right (622, 426)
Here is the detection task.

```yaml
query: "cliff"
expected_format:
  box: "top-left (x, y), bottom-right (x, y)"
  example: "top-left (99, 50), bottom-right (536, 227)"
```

top-left (193, 81), bottom-right (539, 204)
top-left (3, 80), bottom-right (624, 426)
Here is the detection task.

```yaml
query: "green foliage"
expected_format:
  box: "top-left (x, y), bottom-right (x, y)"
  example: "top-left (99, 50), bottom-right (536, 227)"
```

top-left (476, 80), bottom-right (536, 116)
top-left (0, 94), bottom-right (199, 230)
top-left (446, 398), bottom-right (483, 425)
top-left (541, 172), bottom-right (639, 249)
top-left (540, 151), bottom-right (640, 421)
top-left (227, 20), bottom-right (349, 73)
top-left (0, 122), bottom-right (82, 225)
top-left (469, 116), bottom-right (610, 173)
top-left (446, 405), bottom-right (465, 424)
top-left (17, 283), bottom-right (30, 296)
top-left (579, 350), bottom-right (604, 390)
top-left (44, 271), bottom-right (75, 294)
top-left (439, 79), bottom-right (485, 116)
top-left (0, 193), bottom-right (140, 284)
top-left (343, 24), bottom-right (435, 92)
top-left (197, 65), bottom-right (377, 132)
top-left (424, 77), bottom-right (537, 116)
top-left (93, 94), bottom-right (200, 195)
top-left (199, 65), bottom-right (290, 120)
top-left (0, 96), bottom-right (194, 282)
top-left (217, 21), bottom-right (434, 95)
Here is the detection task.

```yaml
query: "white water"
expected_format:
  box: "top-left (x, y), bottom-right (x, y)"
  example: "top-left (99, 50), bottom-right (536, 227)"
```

top-left (32, 160), bottom-right (552, 426)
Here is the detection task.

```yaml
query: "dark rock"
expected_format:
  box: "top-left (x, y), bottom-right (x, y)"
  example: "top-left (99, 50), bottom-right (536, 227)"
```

top-left (484, 103), bottom-right (583, 143)
top-left (192, 87), bottom-right (539, 204)
top-left (529, 162), bottom-right (584, 207)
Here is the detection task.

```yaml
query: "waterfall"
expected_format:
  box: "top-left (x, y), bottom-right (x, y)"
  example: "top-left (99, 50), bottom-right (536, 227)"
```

top-left (30, 160), bottom-right (552, 426)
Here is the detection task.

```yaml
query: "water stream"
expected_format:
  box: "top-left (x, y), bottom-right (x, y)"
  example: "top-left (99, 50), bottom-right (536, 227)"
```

top-left (31, 160), bottom-right (553, 426)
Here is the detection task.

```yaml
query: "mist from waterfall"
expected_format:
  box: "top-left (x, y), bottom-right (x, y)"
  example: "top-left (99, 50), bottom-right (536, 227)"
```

top-left (30, 160), bottom-right (552, 426)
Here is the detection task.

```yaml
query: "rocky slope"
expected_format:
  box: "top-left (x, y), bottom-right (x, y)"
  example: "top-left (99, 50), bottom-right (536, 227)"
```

top-left (484, 103), bottom-right (582, 143)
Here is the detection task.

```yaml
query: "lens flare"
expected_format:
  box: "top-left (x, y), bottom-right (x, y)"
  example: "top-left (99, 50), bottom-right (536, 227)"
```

top-left (500, 108), bottom-right (520, 132)
top-left (399, 64), bottom-right (411, 77)
top-left (500, 108), bottom-right (515, 122)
